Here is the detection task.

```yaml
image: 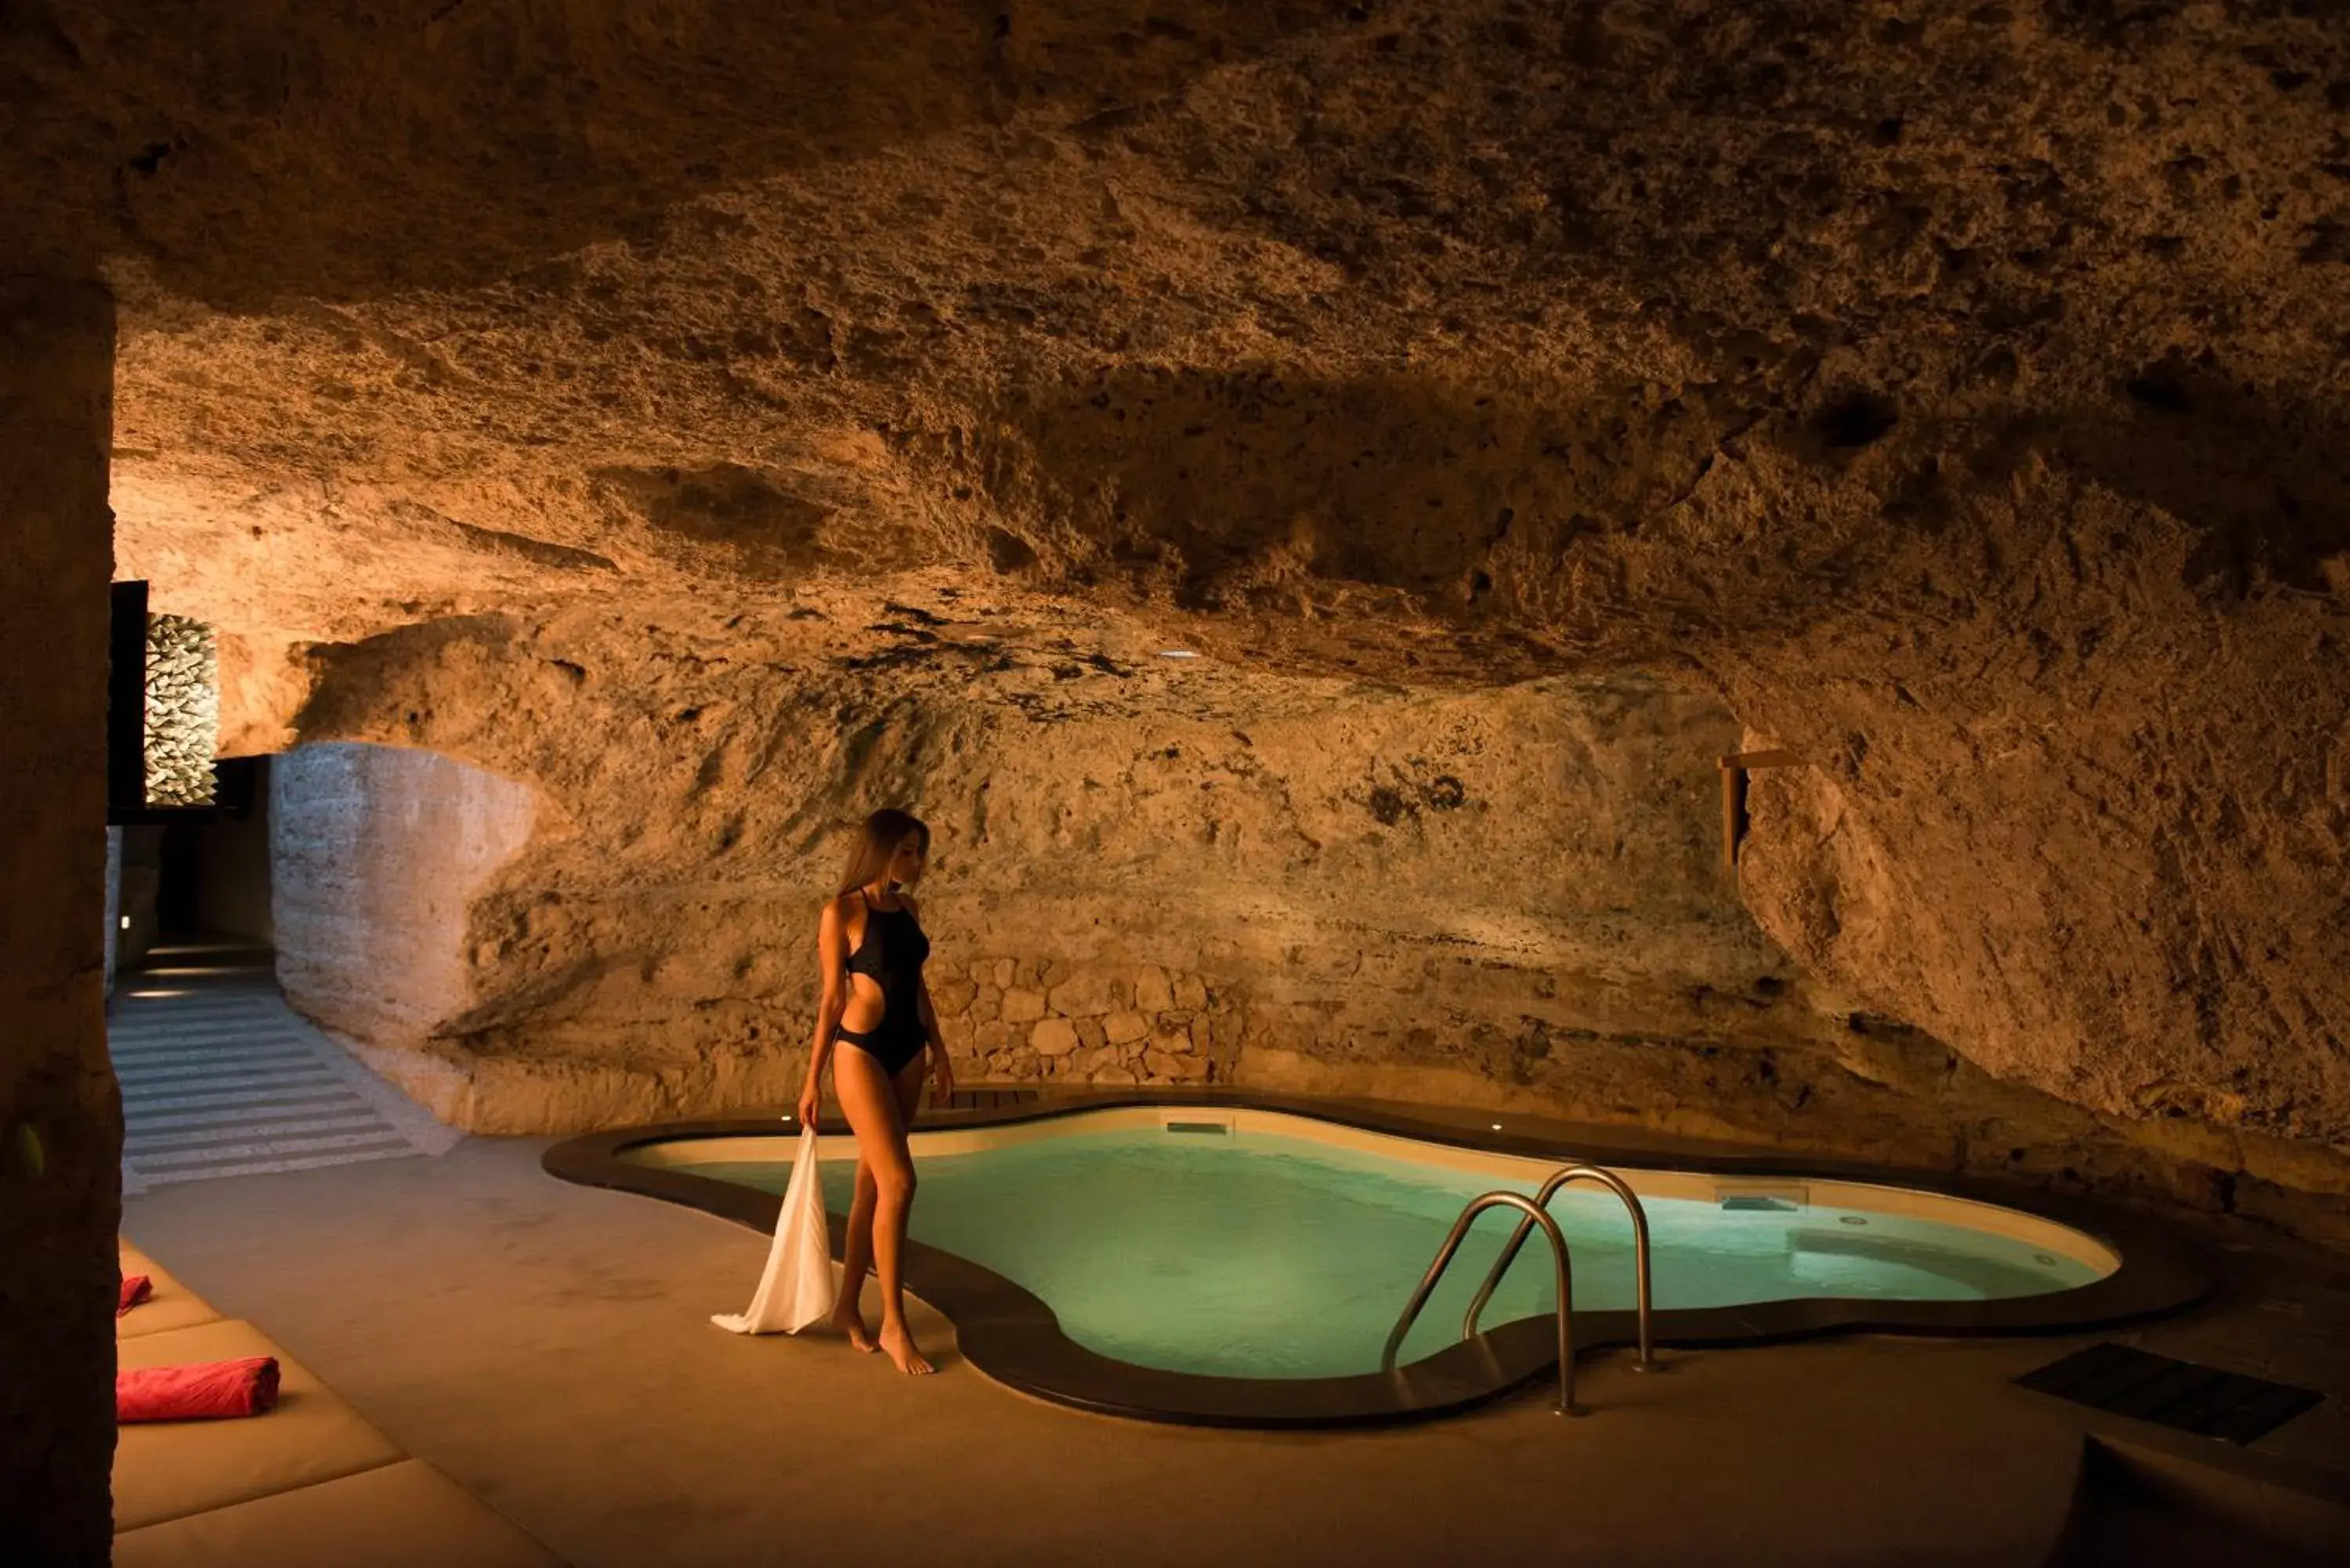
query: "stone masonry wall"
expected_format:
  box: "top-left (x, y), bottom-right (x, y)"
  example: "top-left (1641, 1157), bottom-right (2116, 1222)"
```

top-left (273, 741), bottom-right (538, 1049)
top-left (936, 958), bottom-right (1233, 1086)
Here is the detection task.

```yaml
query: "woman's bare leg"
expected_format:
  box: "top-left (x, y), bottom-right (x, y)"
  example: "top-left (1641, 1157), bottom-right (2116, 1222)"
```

top-left (880, 1057), bottom-right (928, 1370)
top-left (832, 1046), bottom-right (934, 1375)
top-left (830, 1158), bottom-right (880, 1351)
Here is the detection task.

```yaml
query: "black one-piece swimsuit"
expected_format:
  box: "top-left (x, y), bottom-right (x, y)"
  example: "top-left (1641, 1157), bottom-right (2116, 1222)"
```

top-left (835, 888), bottom-right (934, 1076)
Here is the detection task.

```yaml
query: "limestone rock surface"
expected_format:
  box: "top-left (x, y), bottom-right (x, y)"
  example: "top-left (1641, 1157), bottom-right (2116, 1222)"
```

top-left (5, 2), bottom-right (2344, 1230)
top-left (0, 278), bottom-right (121, 1563)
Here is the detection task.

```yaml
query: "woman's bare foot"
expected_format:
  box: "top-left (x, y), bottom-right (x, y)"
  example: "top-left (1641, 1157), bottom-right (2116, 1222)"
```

top-left (879, 1320), bottom-right (935, 1376)
top-left (830, 1300), bottom-right (877, 1353)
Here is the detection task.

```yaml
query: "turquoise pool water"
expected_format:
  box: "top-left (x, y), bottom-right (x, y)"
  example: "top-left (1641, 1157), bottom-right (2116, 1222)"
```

top-left (687, 1125), bottom-right (2104, 1379)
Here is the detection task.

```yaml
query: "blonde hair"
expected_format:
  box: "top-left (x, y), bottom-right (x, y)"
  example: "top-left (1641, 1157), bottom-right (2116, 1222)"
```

top-left (834, 807), bottom-right (929, 897)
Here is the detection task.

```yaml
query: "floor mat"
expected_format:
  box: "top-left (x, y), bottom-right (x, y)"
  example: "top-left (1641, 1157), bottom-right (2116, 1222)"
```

top-left (2016, 1342), bottom-right (2323, 1444)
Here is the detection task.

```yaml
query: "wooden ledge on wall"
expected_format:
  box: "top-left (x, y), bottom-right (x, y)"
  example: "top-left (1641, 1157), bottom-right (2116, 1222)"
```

top-left (1718, 750), bottom-right (1806, 870)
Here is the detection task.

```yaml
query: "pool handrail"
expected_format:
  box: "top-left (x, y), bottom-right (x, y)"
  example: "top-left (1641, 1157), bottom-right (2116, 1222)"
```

top-left (1462, 1164), bottom-right (1656, 1373)
top-left (1381, 1190), bottom-right (1585, 1416)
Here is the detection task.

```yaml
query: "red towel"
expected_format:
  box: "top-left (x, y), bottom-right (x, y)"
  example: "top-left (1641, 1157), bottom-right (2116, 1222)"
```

top-left (116, 1357), bottom-right (281, 1422)
top-left (118, 1274), bottom-right (153, 1317)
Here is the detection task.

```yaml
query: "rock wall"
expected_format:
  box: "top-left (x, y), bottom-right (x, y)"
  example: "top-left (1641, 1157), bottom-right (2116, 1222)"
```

top-left (12, 0), bottom-right (2336, 1246)
top-left (272, 742), bottom-right (537, 1052)
top-left (0, 276), bottom-right (120, 1563)
top-left (281, 613), bottom-right (1849, 1134)
top-left (264, 606), bottom-right (2348, 1242)
top-left (1732, 582), bottom-right (2350, 1237)
top-left (935, 956), bottom-right (1233, 1086)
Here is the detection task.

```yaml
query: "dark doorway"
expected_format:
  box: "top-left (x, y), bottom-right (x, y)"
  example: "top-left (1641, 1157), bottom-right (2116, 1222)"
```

top-left (151, 756), bottom-right (273, 947)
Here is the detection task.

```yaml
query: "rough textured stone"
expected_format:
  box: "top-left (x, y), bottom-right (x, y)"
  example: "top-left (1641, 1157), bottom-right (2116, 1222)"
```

top-left (140, 614), bottom-right (218, 807)
top-left (0, 276), bottom-right (119, 1564)
top-left (1045, 972), bottom-right (1124, 1019)
top-left (1, 0), bottom-right (2338, 1243)
top-left (273, 742), bottom-right (538, 1046)
top-left (999, 988), bottom-right (1047, 1026)
top-left (277, 663), bottom-right (1829, 1129)
top-left (1134, 965), bottom-right (1175, 1014)
top-left (1030, 1018), bottom-right (1080, 1057)
top-left (1103, 1012), bottom-right (1153, 1047)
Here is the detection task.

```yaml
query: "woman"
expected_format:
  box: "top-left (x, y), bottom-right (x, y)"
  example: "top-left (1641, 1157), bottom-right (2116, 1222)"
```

top-left (797, 807), bottom-right (955, 1375)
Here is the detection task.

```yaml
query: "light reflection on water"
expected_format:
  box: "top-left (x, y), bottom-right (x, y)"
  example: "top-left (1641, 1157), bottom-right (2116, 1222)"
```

top-left (691, 1129), bottom-right (2099, 1379)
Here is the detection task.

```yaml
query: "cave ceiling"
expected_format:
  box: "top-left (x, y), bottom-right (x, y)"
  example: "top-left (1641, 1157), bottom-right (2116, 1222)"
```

top-left (10, 2), bottom-right (2350, 1161)
top-left (7, 0), bottom-right (2319, 706)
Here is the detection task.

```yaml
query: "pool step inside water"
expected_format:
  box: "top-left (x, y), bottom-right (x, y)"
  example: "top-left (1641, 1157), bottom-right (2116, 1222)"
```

top-left (1712, 1179), bottom-right (1809, 1212)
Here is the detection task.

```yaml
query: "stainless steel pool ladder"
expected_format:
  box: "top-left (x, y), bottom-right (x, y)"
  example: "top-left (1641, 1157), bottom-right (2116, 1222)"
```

top-left (1379, 1165), bottom-right (1657, 1417)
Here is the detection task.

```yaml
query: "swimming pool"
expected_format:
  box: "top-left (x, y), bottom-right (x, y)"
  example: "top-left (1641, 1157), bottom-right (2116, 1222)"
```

top-left (651, 1110), bottom-right (2109, 1379)
top-left (551, 1096), bottom-right (2204, 1425)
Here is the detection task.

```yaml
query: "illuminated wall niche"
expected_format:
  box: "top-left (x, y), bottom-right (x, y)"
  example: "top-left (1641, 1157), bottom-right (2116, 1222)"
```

top-left (142, 613), bottom-right (218, 808)
top-left (108, 582), bottom-right (220, 819)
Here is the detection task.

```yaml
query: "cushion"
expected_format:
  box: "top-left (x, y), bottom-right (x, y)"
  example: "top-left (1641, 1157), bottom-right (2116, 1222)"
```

top-left (118, 1239), bottom-right (225, 1340)
top-left (113, 1320), bottom-right (403, 1531)
top-left (114, 1458), bottom-right (562, 1568)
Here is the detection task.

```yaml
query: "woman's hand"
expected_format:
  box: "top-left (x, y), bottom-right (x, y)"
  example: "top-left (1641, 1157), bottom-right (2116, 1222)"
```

top-left (796, 1078), bottom-right (822, 1129)
top-left (931, 1050), bottom-right (956, 1107)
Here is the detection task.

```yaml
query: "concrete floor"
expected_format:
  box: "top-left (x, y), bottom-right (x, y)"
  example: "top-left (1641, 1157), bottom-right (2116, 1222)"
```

top-left (122, 1135), bottom-right (2350, 1568)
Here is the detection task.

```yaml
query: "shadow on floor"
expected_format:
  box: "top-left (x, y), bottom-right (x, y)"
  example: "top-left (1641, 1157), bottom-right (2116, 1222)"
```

top-left (2042, 1429), bottom-right (2350, 1567)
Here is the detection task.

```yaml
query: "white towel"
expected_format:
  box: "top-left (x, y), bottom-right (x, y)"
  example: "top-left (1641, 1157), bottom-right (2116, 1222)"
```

top-left (711, 1125), bottom-right (839, 1335)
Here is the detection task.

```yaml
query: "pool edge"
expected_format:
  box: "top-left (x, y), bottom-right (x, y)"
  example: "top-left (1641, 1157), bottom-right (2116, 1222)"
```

top-left (540, 1088), bottom-right (2214, 1429)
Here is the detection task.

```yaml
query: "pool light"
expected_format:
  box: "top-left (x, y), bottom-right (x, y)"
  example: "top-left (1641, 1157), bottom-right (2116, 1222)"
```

top-left (1157, 649), bottom-right (1199, 659)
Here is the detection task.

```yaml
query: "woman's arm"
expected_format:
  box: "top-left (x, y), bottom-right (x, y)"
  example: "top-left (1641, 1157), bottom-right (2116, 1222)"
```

top-left (916, 979), bottom-right (945, 1055)
top-left (908, 898), bottom-right (955, 1100)
top-left (799, 900), bottom-right (851, 1123)
top-left (916, 981), bottom-right (956, 1102)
